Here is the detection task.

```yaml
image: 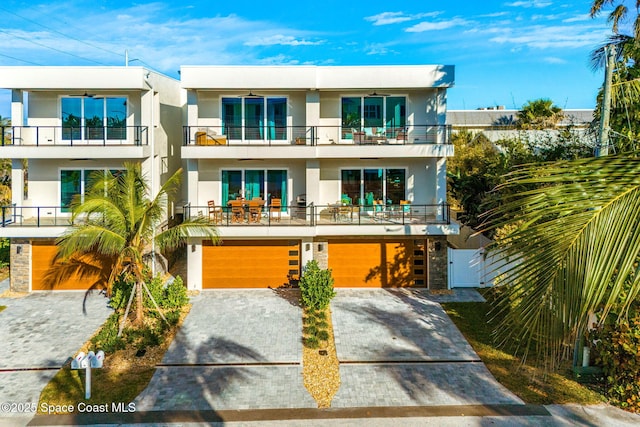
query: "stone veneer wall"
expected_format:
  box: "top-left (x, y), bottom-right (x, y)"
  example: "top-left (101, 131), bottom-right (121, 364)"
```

top-left (428, 236), bottom-right (448, 290)
top-left (10, 239), bottom-right (30, 293)
top-left (313, 239), bottom-right (328, 269)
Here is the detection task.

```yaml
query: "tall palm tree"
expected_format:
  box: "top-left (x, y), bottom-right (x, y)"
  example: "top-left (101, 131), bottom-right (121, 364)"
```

top-left (49, 162), bottom-right (218, 327)
top-left (591, 1), bottom-right (640, 38)
top-left (482, 153), bottom-right (640, 368)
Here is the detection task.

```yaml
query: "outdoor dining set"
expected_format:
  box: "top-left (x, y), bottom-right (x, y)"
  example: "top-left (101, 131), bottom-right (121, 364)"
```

top-left (207, 198), bottom-right (281, 224)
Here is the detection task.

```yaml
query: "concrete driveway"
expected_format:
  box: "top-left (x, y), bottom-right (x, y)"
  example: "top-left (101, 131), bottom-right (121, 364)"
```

top-left (0, 286), bottom-right (111, 419)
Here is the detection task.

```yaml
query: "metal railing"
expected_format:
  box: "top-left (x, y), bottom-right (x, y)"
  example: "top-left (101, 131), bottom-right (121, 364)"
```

top-left (0, 126), bottom-right (149, 146)
top-left (0, 202), bottom-right (450, 228)
top-left (182, 202), bottom-right (450, 227)
top-left (0, 205), bottom-right (74, 227)
top-left (183, 125), bottom-right (451, 146)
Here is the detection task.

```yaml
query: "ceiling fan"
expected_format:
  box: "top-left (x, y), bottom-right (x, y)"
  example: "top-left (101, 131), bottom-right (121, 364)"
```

top-left (69, 92), bottom-right (98, 98)
top-left (366, 91), bottom-right (391, 97)
top-left (238, 91), bottom-right (262, 98)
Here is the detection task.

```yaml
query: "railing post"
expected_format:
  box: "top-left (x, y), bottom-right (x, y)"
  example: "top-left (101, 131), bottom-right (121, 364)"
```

top-left (1, 206), bottom-right (5, 227)
top-left (37, 207), bottom-right (40, 227)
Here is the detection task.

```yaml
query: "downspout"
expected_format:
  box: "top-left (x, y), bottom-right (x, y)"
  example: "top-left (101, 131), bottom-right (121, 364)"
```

top-left (144, 72), bottom-right (156, 277)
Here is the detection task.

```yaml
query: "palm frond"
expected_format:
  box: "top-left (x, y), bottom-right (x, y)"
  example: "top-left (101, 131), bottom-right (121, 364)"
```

top-left (155, 216), bottom-right (219, 252)
top-left (482, 153), bottom-right (640, 368)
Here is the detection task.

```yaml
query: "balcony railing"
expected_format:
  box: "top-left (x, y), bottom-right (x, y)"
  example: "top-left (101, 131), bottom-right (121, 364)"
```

top-left (182, 203), bottom-right (450, 227)
top-left (183, 125), bottom-right (451, 146)
top-left (0, 126), bottom-right (149, 146)
top-left (0, 203), bottom-right (450, 228)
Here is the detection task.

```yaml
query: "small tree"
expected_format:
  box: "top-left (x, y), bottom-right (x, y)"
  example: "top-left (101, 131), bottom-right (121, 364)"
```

top-left (299, 260), bottom-right (335, 311)
top-left (47, 162), bottom-right (218, 331)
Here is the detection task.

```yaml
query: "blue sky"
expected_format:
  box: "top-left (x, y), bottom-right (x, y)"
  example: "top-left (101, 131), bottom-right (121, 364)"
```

top-left (0, 1), bottom-right (620, 118)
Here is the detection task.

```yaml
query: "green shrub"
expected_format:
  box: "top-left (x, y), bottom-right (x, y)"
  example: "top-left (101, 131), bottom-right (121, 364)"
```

top-left (299, 260), bottom-right (335, 311)
top-left (0, 238), bottom-right (9, 267)
top-left (90, 313), bottom-right (126, 353)
top-left (162, 276), bottom-right (188, 309)
top-left (143, 275), bottom-right (165, 309)
top-left (108, 276), bottom-right (134, 310)
top-left (317, 330), bottom-right (329, 341)
top-left (303, 325), bottom-right (318, 336)
top-left (593, 310), bottom-right (640, 413)
top-left (304, 335), bottom-right (320, 349)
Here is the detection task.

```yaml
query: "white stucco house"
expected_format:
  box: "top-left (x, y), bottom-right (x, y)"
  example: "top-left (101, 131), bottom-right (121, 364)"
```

top-left (0, 64), bottom-right (459, 292)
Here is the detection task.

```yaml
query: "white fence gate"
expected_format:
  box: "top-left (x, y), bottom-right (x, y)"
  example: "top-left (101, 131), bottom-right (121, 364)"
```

top-left (448, 248), bottom-right (511, 288)
top-left (448, 248), bottom-right (486, 288)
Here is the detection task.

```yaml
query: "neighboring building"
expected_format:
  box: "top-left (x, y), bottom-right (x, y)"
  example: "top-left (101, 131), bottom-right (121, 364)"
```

top-left (447, 107), bottom-right (595, 142)
top-left (0, 66), bottom-right (182, 292)
top-left (0, 64), bottom-right (459, 292)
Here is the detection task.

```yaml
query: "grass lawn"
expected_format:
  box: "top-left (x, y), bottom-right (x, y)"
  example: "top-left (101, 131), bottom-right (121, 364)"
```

top-left (442, 298), bottom-right (604, 405)
top-left (38, 305), bottom-right (190, 413)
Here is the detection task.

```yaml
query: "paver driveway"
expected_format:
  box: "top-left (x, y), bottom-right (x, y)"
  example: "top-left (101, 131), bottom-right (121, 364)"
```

top-left (0, 289), bottom-right (111, 418)
top-left (135, 290), bottom-right (316, 411)
top-left (330, 289), bottom-right (522, 407)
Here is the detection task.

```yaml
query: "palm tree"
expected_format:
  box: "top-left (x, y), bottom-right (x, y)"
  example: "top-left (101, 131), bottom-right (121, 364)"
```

top-left (516, 99), bottom-right (564, 130)
top-left (482, 153), bottom-right (640, 369)
top-left (591, 1), bottom-right (640, 38)
top-left (49, 162), bottom-right (218, 328)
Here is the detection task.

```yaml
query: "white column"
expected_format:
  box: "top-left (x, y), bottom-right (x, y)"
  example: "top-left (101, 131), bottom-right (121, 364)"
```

top-left (305, 160), bottom-right (320, 206)
top-left (11, 90), bottom-right (24, 126)
top-left (187, 90), bottom-right (198, 127)
top-left (11, 159), bottom-right (23, 206)
top-left (187, 159), bottom-right (199, 206)
top-left (301, 238), bottom-right (314, 270)
top-left (187, 238), bottom-right (203, 291)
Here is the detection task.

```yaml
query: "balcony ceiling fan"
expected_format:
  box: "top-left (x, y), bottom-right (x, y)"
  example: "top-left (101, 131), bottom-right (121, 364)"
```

top-left (366, 91), bottom-right (391, 97)
top-left (238, 91), bottom-right (262, 98)
top-left (69, 92), bottom-right (99, 98)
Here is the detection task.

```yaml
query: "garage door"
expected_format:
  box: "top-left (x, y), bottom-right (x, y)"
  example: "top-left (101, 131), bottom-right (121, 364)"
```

top-left (32, 241), bottom-right (110, 291)
top-left (328, 239), bottom-right (425, 288)
top-left (203, 240), bottom-right (300, 288)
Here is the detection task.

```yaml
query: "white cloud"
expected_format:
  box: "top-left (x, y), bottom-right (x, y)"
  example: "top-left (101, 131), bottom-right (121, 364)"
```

top-left (406, 18), bottom-right (469, 32)
top-left (489, 24), bottom-right (607, 49)
top-left (244, 35), bottom-right (324, 46)
top-left (364, 11), bottom-right (442, 26)
top-left (563, 14), bottom-right (591, 23)
top-left (544, 56), bottom-right (567, 64)
top-left (505, 1), bottom-right (552, 7)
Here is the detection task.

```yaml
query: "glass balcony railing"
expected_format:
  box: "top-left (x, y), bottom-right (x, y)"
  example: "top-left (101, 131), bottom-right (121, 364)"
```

top-left (0, 202), bottom-right (450, 228)
top-left (0, 126), bottom-right (149, 146)
top-left (182, 203), bottom-right (450, 226)
top-left (183, 125), bottom-right (451, 146)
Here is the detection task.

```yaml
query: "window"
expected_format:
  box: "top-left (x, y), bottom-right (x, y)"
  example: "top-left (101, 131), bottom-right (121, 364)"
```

top-left (222, 169), bottom-right (288, 211)
top-left (341, 96), bottom-right (406, 140)
top-left (340, 168), bottom-right (406, 205)
top-left (60, 169), bottom-right (119, 212)
top-left (61, 96), bottom-right (127, 141)
top-left (221, 97), bottom-right (288, 141)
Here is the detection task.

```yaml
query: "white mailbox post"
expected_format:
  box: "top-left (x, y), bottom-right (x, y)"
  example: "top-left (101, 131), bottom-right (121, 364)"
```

top-left (71, 350), bottom-right (105, 399)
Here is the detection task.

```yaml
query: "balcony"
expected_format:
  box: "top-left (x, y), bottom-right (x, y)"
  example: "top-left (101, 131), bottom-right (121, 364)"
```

top-left (183, 125), bottom-right (451, 146)
top-left (1, 126), bottom-right (148, 146)
top-left (182, 203), bottom-right (450, 227)
top-left (0, 126), bottom-right (150, 159)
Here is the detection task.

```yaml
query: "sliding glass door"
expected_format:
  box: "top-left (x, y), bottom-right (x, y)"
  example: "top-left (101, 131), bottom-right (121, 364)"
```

top-left (221, 97), bottom-right (288, 141)
top-left (221, 169), bottom-right (288, 211)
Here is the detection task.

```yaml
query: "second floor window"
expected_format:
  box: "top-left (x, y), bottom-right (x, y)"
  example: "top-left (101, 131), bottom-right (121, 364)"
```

top-left (61, 97), bottom-right (127, 141)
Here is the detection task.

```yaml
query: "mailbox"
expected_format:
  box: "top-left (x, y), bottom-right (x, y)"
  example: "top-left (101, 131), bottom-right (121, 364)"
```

top-left (71, 352), bottom-right (86, 370)
top-left (91, 350), bottom-right (104, 368)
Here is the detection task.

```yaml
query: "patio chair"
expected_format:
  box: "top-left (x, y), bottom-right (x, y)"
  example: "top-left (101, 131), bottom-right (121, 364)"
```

top-left (269, 198), bottom-right (282, 222)
top-left (229, 200), bottom-right (245, 223)
top-left (248, 200), bottom-right (264, 223)
top-left (208, 200), bottom-right (223, 224)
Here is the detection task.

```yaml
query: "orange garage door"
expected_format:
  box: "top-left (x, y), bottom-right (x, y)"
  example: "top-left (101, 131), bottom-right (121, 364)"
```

top-left (32, 242), bottom-right (110, 291)
top-left (203, 240), bottom-right (300, 288)
top-left (328, 239), bottom-right (425, 288)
